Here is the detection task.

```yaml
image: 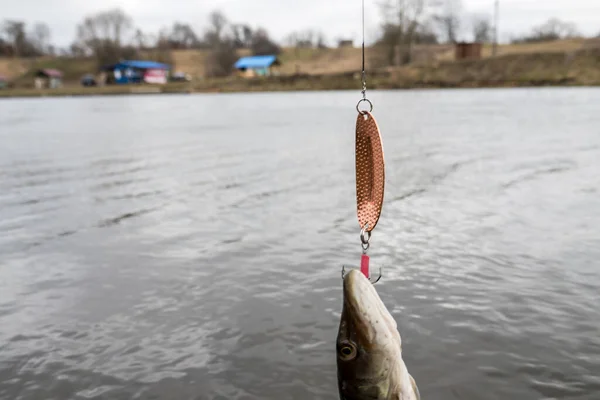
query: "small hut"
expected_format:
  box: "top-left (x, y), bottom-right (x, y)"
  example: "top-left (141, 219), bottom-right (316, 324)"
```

top-left (35, 69), bottom-right (63, 89)
top-left (234, 55), bottom-right (281, 77)
top-left (455, 42), bottom-right (482, 60)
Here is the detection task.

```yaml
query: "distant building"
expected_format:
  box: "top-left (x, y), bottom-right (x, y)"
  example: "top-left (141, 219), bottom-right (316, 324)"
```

top-left (171, 71), bottom-right (192, 82)
top-left (455, 42), bottom-right (482, 60)
top-left (100, 60), bottom-right (171, 84)
top-left (35, 69), bottom-right (63, 89)
top-left (338, 39), bottom-right (354, 48)
top-left (81, 74), bottom-right (97, 87)
top-left (234, 55), bottom-right (281, 77)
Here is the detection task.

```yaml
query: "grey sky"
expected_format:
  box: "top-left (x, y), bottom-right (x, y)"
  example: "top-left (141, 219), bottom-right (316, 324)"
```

top-left (3, 0), bottom-right (599, 48)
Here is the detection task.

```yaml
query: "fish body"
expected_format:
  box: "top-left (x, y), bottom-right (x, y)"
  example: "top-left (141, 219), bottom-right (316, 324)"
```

top-left (336, 269), bottom-right (420, 400)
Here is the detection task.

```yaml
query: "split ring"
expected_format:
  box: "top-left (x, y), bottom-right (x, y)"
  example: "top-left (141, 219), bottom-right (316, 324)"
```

top-left (356, 98), bottom-right (373, 114)
top-left (360, 224), bottom-right (371, 245)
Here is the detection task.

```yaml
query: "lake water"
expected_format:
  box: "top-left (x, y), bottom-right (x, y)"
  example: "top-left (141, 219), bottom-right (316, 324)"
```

top-left (1, 88), bottom-right (599, 400)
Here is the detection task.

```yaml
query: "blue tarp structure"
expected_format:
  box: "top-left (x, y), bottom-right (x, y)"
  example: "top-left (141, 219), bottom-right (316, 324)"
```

top-left (112, 60), bottom-right (170, 70)
top-left (234, 55), bottom-right (280, 75)
top-left (101, 60), bottom-right (171, 84)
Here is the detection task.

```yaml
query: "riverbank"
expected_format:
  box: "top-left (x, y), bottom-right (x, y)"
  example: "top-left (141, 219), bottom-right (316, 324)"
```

top-left (0, 76), bottom-right (590, 99)
top-left (1, 48), bottom-right (599, 98)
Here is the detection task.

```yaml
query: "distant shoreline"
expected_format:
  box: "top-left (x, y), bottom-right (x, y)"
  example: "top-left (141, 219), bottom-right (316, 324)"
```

top-left (4, 37), bottom-right (600, 99)
top-left (0, 77), bottom-right (596, 99)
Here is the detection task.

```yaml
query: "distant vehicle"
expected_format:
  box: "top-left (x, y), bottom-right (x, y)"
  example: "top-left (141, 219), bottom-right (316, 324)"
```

top-left (81, 74), bottom-right (97, 87)
top-left (171, 72), bottom-right (191, 82)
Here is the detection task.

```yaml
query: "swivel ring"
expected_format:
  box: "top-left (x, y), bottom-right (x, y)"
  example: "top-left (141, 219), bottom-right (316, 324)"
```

top-left (360, 224), bottom-right (371, 245)
top-left (361, 241), bottom-right (370, 253)
top-left (356, 98), bottom-right (373, 114)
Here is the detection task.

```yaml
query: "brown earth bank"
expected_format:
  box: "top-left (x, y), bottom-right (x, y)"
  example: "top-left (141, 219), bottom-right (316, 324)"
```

top-left (1, 39), bottom-right (599, 98)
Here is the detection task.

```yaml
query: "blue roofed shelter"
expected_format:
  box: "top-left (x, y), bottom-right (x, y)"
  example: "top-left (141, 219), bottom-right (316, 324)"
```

top-left (234, 55), bottom-right (281, 77)
top-left (100, 60), bottom-right (171, 84)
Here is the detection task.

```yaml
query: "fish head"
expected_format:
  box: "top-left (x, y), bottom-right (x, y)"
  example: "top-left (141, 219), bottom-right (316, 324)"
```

top-left (336, 269), bottom-right (419, 400)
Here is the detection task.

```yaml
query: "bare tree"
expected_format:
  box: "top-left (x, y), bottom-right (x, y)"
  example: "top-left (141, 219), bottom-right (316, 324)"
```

top-left (532, 18), bottom-right (580, 40)
top-left (512, 18), bottom-right (581, 43)
top-left (2, 20), bottom-right (27, 56)
top-left (286, 29), bottom-right (314, 48)
top-left (75, 8), bottom-right (135, 64)
top-left (30, 22), bottom-right (51, 54)
top-left (169, 23), bottom-right (198, 48)
top-left (250, 28), bottom-right (281, 55)
top-left (133, 28), bottom-right (148, 49)
top-left (377, 0), bottom-right (431, 65)
top-left (0, 20), bottom-right (54, 56)
top-left (285, 29), bottom-right (328, 49)
top-left (316, 32), bottom-right (328, 48)
top-left (433, 0), bottom-right (463, 43)
top-left (242, 25), bottom-right (253, 48)
top-left (69, 42), bottom-right (86, 57)
top-left (471, 13), bottom-right (491, 42)
top-left (140, 28), bottom-right (174, 66)
top-left (143, 22), bottom-right (198, 51)
top-left (203, 10), bottom-right (238, 77)
top-left (231, 24), bottom-right (244, 48)
top-left (204, 10), bottom-right (228, 47)
top-left (414, 22), bottom-right (439, 44)
top-left (229, 24), bottom-right (254, 48)
top-left (0, 38), bottom-right (15, 57)
top-left (207, 38), bottom-right (238, 76)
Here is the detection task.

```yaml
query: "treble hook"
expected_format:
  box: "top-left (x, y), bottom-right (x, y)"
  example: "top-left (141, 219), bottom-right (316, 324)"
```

top-left (341, 265), bottom-right (382, 284)
top-left (341, 224), bottom-right (382, 283)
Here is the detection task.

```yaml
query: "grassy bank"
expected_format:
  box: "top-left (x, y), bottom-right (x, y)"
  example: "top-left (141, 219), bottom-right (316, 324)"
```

top-left (1, 46), bottom-right (600, 99)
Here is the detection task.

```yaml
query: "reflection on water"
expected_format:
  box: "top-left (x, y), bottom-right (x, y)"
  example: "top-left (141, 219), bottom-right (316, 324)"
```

top-left (1, 88), bottom-right (600, 400)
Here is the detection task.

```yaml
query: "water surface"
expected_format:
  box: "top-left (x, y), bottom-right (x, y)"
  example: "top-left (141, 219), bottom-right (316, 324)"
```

top-left (1, 88), bottom-right (599, 400)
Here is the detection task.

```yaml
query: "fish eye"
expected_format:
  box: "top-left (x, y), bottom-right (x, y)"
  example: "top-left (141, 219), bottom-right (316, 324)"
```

top-left (338, 341), bottom-right (357, 361)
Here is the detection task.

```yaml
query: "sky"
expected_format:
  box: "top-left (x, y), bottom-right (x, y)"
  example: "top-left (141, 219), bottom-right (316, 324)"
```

top-left (3, 0), bottom-right (599, 49)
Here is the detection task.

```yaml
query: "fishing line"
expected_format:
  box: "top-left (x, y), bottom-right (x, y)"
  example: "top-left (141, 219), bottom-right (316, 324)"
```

top-left (361, 0), bottom-right (366, 99)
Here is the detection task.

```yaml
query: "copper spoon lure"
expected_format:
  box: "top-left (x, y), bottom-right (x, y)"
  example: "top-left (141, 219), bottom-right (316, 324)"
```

top-left (342, 0), bottom-right (385, 284)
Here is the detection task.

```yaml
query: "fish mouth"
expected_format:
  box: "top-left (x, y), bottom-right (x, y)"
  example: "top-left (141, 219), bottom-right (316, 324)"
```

top-left (342, 269), bottom-right (399, 345)
top-left (343, 269), bottom-right (383, 313)
top-left (342, 270), bottom-right (384, 340)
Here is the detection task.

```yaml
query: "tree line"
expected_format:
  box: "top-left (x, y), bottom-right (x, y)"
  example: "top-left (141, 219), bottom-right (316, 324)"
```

top-left (0, 8), bottom-right (286, 77)
top-left (0, 20), bottom-right (52, 57)
top-left (0, 3), bottom-right (593, 73)
top-left (373, 0), bottom-right (589, 66)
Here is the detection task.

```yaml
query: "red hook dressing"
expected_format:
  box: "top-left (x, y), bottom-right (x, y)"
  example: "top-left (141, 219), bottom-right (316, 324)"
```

top-left (360, 253), bottom-right (370, 279)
